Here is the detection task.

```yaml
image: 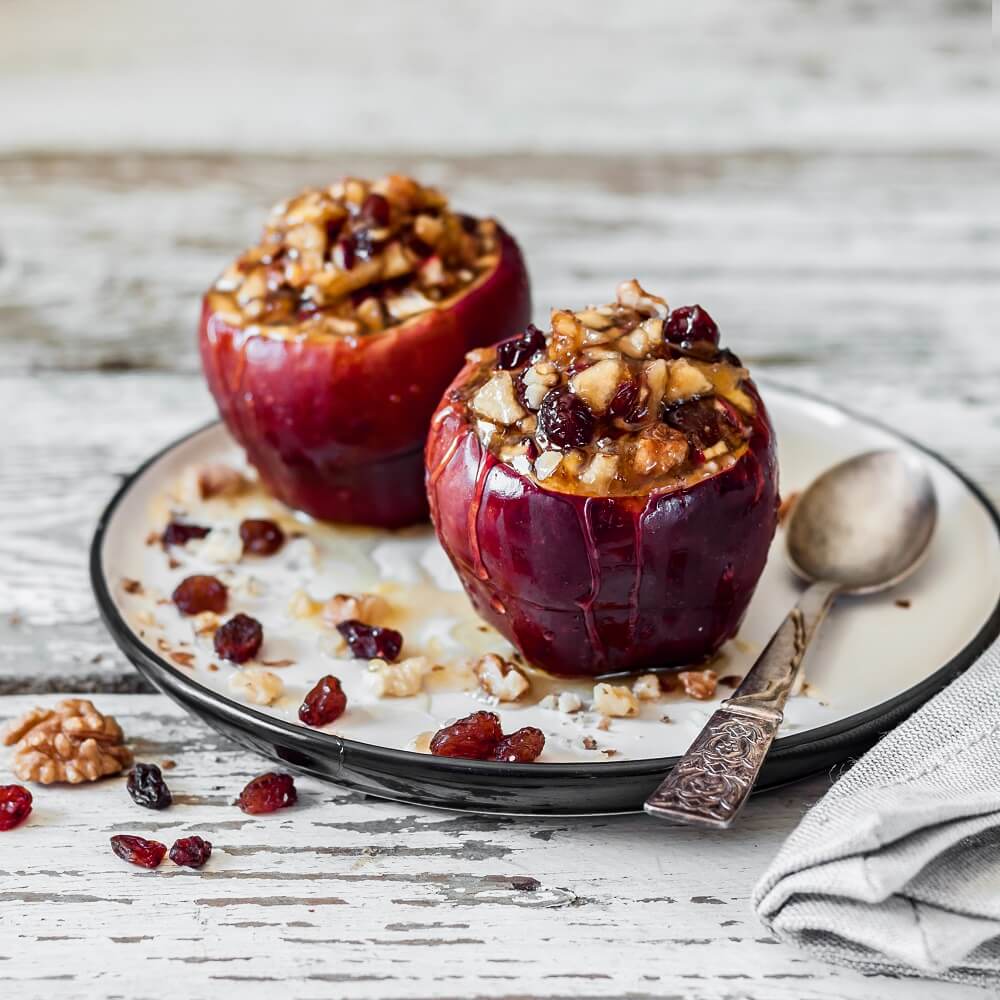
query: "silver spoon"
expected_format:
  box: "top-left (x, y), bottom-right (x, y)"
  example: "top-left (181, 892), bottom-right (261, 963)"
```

top-left (644, 449), bottom-right (937, 829)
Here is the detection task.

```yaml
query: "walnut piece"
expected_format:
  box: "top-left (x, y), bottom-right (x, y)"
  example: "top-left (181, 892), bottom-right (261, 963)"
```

top-left (3, 699), bottom-right (133, 784)
top-left (472, 373), bottom-right (526, 425)
top-left (678, 669), bottom-right (719, 700)
top-left (474, 653), bottom-right (530, 702)
top-left (228, 669), bottom-right (284, 706)
top-left (322, 592), bottom-right (389, 628)
top-left (367, 656), bottom-right (432, 698)
top-left (592, 682), bottom-right (640, 718)
top-left (180, 463), bottom-right (247, 502)
top-left (632, 674), bottom-right (662, 701)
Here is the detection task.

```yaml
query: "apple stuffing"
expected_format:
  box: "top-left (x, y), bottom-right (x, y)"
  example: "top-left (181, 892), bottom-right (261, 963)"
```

top-left (200, 174), bottom-right (530, 528)
top-left (426, 280), bottom-right (779, 677)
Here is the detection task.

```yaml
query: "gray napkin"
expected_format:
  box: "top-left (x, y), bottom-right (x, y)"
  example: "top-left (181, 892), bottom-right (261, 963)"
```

top-left (753, 632), bottom-right (1000, 987)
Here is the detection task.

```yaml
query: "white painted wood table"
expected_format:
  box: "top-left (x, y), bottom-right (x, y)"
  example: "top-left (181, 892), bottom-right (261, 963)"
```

top-left (2, 1), bottom-right (997, 996)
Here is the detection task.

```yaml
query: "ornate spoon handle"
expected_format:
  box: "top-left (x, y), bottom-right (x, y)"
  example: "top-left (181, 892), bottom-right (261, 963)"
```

top-left (644, 580), bottom-right (839, 828)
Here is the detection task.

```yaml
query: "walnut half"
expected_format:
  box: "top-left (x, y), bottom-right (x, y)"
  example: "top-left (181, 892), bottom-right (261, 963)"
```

top-left (3, 699), bottom-right (133, 784)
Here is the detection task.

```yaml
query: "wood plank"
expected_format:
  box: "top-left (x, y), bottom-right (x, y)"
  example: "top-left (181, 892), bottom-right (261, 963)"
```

top-left (0, 693), bottom-right (986, 1000)
top-left (2, 0), bottom-right (992, 154)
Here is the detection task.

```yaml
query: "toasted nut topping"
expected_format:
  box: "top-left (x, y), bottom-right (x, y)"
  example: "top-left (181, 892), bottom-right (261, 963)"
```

top-left (475, 653), bottom-right (530, 702)
top-left (195, 526), bottom-right (244, 565)
top-left (665, 359), bottom-right (713, 404)
top-left (367, 656), bottom-right (432, 697)
top-left (678, 669), bottom-right (718, 700)
top-left (592, 682), bottom-right (640, 718)
top-left (569, 358), bottom-right (627, 414)
top-left (229, 669), bottom-right (284, 706)
top-left (616, 279), bottom-right (669, 318)
top-left (632, 674), bottom-right (662, 700)
top-left (288, 589), bottom-right (322, 620)
top-left (321, 593), bottom-right (389, 628)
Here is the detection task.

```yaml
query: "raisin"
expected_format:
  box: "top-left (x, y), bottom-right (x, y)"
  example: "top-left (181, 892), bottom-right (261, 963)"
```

top-left (538, 386), bottom-right (595, 449)
top-left (237, 772), bottom-right (297, 814)
top-left (162, 521), bottom-right (210, 547)
top-left (664, 397), bottom-right (729, 450)
top-left (298, 675), bottom-right (348, 728)
top-left (429, 711), bottom-right (503, 760)
top-left (0, 785), bottom-right (32, 831)
top-left (491, 727), bottom-right (545, 763)
top-left (110, 834), bottom-right (167, 869)
top-left (336, 619), bottom-right (403, 662)
top-left (172, 575), bottom-right (228, 615)
top-left (239, 518), bottom-right (285, 556)
top-left (664, 305), bottom-right (720, 346)
top-left (169, 835), bottom-right (213, 868)
top-left (126, 763), bottom-right (172, 810)
top-left (334, 236), bottom-right (356, 270)
top-left (213, 613), bottom-right (263, 663)
top-left (495, 324), bottom-right (546, 371)
top-left (609, 378), bottom-right (643, 422)
top-left (360, 192), bottom-right (390, 227)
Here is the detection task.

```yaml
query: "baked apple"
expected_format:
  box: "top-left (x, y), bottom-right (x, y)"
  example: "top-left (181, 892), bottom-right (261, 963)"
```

top-left (200, 175), bottom-right (530, 527)
top-left (426, 281), bottom-right (779, 678)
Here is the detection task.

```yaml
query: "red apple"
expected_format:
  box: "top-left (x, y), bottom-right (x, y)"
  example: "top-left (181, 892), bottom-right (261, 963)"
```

top-left (425, 286), bottom-right (779, 678)
top-left (199, 178), bottom-right (531, 528)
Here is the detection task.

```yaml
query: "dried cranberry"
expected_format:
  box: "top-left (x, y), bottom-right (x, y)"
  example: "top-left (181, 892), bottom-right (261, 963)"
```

top-left (110, 834), bottom-right (167, 869)
top-left (491, 727), bottom-right (545, 763)
top-left (0, 785), bottom-right (32, 831)
top-left (538, 386), bottom-right (595, 449)
top-left (239, 518), bottom-right (285, 556)
top-left (429, 711), bottom-right (503, 760)
top-left (172, 575), bottom-right (228, 615)
top-left (457, 213), bottom-right (479, 234)
top-left (664, 305), bottom-right (720, 346)
top-left (213, 613), bottom-right (263, 663)
top-left (162, 521), bottom-right (210, 547)
top-left (169, 835), bottom-right (213, 868)
top-left (334, 236), bottom-right (356, 270)
top-left (237, 772), bottom-right (297, 814)
top-left (336, 619), bottom-right (403, 662)
top-left (405, 234), bottom-right (434, 259)
top-left (126, 763), bottom-right (172, 810)
top-left (663, 397), bottom-right (732, 450)
top-left (360, 192), bottom-right (390, 227)
top-left (609, 378), bottom-right (643, 421)
top-left (495, 324), bottom-right (546, 371)
top-left (324, 217), bottom-right (344, 245)
top-left (298, 675), bottom-right (348, 727)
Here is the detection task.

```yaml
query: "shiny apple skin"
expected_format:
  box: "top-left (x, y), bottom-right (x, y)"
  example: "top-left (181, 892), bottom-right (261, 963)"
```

top-left (426, 365), bottom-right (779, 678)
top-left (199, 227), bottom-right (530, 528)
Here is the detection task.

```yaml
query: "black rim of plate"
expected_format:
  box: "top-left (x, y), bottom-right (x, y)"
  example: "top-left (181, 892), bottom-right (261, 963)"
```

top-left (90, 381), bottom-right (1000, 815)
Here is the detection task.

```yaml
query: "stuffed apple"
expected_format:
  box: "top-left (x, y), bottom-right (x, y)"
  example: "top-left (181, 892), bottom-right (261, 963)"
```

top-left (200, 175), bottom-right (530, 528)
top-left (426, 281), bottom-right (779, 678)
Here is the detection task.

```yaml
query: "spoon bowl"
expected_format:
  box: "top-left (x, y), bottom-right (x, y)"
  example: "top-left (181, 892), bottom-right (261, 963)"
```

top-left (786, 449), bottom-right (938, 594)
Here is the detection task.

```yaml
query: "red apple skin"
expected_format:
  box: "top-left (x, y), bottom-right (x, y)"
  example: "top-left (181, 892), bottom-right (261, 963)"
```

top-left (199, 227), bottom-right (531, 528)
top-left (426, 364), bottom-right (779, 678)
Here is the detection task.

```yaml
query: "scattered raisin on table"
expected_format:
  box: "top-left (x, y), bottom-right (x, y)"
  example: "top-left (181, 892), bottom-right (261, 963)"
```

top-left (491, 727), bottom-right (545, 763)
top-left (237, 772), bottom-right (297, 814)
top-left (110, 834), bottom-right (167, 869)
top-left (336, 619), bottom-right (403, 662)
top-left (429, 711), bottom-right (503, 760)
top-left (213, 613), bottom-right (263, 663)
top-left (0, 785), bottom-right (33, 831)
top-left (239, 518), bottom-right (285, 556)
top-left (169, 835), bottom-right (212, 868)
top-left (126, 763), bottom-right (172, 810)
top-left (162, 521), bottom-right (211, 547)
top-left (299, 675), bottom-right (348, 728)
top-left (172, 575), bottom-right (228, 615)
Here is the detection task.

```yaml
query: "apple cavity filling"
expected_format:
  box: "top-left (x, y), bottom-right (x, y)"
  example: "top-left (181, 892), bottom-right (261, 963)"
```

top-left (205, 174), bottom-right (501, 338)
top-left (460, 280), bottom-right (757, 497)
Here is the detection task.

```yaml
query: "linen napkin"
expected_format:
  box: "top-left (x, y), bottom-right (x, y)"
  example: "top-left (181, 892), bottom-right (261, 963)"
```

top-left (753, 632), bottom-right (1000, 986)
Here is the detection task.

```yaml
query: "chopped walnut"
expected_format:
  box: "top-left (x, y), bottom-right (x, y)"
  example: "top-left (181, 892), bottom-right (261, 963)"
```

top-left (616, 278), bottom-right (669, 318)
top-left (367, 656), bottom-right (432, 698)
top-left (228, 669), bottom-right (284, 706)
top-left (288, 589), bottom-right (322, 620)
top-left (4, 700), bottom-right (133, 784)
top-left (522, 361), bottom-right (559, 410)
top-left (192, 611), bottom-right (221, 636)
top-left (592, 682), bottom-right (640, 718)
top-left (569, 358), bottom-right (626, 414)
top-left (665, 358), bottom-right (713, 404)
top-left (321, 592), bottom-right (389, 628)
top-left (474, 653), bottom-right (530, 702)
top-left (632, 425), bottom-right (688, 477)
top-left (678, 669), bottom-right (718, 700)
top-left (632, 674), bottom-right (662, 700)
top-left (180, 463), bottom-right (247, 502)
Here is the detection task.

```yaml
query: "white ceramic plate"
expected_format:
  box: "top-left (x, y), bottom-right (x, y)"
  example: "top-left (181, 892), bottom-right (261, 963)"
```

top-left (92, 382), bottom-right (1000, 813)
